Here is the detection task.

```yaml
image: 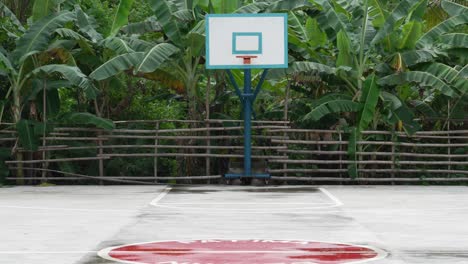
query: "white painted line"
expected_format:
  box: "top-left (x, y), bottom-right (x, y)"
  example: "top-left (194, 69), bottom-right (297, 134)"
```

top-left (152, 204), bottom-right (340, 211)
top-left (157, 202), bottom-right (336, 205)
top-left (149, 186), bottom-right (172, 206)
top-left (149, 187), bottom-right (343, 212)
top-left (319, 187), bottom-right (344, 207)
top-left (0, 205), bottom-right (139, 213)
top-left (0, 251), bottom-right (97, 254)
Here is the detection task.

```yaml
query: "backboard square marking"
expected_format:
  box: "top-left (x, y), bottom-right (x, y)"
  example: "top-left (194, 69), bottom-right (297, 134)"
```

top-left (232, 32), bottom-right (263, 55)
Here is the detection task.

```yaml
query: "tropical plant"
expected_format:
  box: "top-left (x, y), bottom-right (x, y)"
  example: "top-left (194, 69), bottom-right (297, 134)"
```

top-left (0, 2), bottom-right (121, 183)
top-left (264, 0), bottom-right (467, 177)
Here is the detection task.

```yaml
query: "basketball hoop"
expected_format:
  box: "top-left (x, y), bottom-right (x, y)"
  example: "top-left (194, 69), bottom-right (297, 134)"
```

top-left (205, 14), bottom-right (288, 180)
top-left (236, 55), bottom-right (258, 65)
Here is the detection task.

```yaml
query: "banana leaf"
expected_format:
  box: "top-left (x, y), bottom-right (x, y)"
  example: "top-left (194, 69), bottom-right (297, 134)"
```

top-left (358, 74), bottom-right (380, 131)
top-left (109, 0), bottom-right (135, 37)
top-left (12, 11), bottom-right (76, 64)
top-left (379, 71), bottom-right (455, 97)
top-left (31, 64), bottom-right (98, 99)
top-left (60, 112), bottom-right (115, 130)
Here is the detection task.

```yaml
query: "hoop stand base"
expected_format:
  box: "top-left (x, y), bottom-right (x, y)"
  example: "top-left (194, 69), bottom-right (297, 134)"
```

top-left (225, 173), bottom-right (270, 179)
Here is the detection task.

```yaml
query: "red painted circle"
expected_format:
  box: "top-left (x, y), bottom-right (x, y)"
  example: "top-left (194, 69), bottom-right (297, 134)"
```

top-left (100, 239), bottom-right (384, 264)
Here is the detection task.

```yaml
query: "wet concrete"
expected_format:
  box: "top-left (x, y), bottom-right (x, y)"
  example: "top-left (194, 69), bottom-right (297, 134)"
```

top-left (0, 185), bottom-right (467, 263)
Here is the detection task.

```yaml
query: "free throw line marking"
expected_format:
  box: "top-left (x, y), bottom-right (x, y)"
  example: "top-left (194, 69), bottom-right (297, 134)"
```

top-left (150, 187), bottom-right (343, 212)
top-left (149, 186), bottom-right (172, 206)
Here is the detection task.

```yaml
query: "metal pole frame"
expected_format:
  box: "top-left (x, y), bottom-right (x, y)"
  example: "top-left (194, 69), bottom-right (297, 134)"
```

top-left (225, 69), bottom-right (270, 179)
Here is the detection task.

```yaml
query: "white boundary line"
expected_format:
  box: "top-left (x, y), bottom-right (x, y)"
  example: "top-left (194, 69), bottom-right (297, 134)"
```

top-left (149, 186), bottom-right (172, 206)
top-left (319, 187), bottom-right (344, 207)
top-left (0, 251), bottom-right (97, 254)
top-left (0, 205), bottom-right (140, 213)
top-left (152, 204), bottom-right (337, 212)
top-left (98, 239), bottom-right (388, 264)
top-left (155, 202), bottom-right (335, 205)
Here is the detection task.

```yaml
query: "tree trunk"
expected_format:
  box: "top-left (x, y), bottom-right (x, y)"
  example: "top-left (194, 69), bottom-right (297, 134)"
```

top-left (12, 89), bottom-right (24, 185)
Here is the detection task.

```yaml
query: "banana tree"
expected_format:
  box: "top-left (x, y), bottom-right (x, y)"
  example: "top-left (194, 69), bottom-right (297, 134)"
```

top-left (87, 0), bottom-right (204, 120)
top-left (261, 0), bottom-right (413, 177)
top-left (0, 4), bottom-right (117, 183)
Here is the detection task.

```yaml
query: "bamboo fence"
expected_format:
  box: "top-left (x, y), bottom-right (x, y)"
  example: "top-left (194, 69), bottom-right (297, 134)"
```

top-left (1, 119), bottom-right (467, 184)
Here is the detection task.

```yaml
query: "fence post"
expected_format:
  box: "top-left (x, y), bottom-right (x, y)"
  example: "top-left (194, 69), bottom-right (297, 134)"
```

top-left (98, 131), bottom-right (104, 185)
top-left (447, 119), bottom-right (451, 177)
top-left (205, 75), bottom-right (212, 182)
top-left (391, 143), bottom-right (396, 185)
top-left (338, 130), bottom-right (343, 181)
top-left (447, 103), bottom-right (451, 178)
top-left (205, 120), bottom-right (211, 181)
top-left (41, 80), bottom-right (48, 184)
top-left (154, 121), bottom-right (159, 183)
top-left (283, 81), bottom-right (290, 179)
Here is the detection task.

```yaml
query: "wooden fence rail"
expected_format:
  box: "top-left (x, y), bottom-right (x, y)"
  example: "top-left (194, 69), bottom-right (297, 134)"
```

top-left (1, 119), bottom-right (467, 184)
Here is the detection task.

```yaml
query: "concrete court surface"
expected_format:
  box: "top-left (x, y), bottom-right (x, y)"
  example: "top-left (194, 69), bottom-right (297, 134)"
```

top-left (0, 185), bottom-right (467, 264)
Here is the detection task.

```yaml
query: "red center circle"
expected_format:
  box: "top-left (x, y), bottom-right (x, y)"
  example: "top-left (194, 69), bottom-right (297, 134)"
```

top-left (99, 239), bottom-right (385, 264)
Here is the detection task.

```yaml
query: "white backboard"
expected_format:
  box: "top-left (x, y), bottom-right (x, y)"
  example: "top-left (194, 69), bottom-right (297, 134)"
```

top-left (205, 13), bottom-right (288, 69)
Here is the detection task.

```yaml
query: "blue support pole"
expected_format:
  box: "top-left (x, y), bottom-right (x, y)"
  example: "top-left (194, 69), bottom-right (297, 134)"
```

top-left (243, 69), bottom-right (252, 177)
top-left (224, 69), bottom-right (270, 180)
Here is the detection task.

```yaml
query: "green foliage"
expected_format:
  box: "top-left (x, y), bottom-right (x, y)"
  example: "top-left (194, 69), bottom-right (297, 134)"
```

top-left (358, 74), bottom-right (380, 131)
top-left (400, 50), bottom-right (435, 67)
top-left (336, 30), bottom-right (353, 67)
top-left (372, 0), bottom-right (423, 45)
top-left (379, 71), bottom-right (455, 97)
top-left (399, 21), bottom-right (423, 49)
top-left (90, 43), bottom-right (179, 80)
top-left (134, 43), bottom-right (179, 73)
top-left (109, 0), bottom-right (135, 37)
top-left (32, 0), bottom-right (57, 21)
top-left (75, 5), bottom-right (103, 42)
top-left (306, 18), bottom-right (327, 48)
top-left (441, 0), bottom-right (468, 17)
top-left (439, 33), bottom-right (468, 48)
top-left (12, 11), bottom-right (76, 63)
top-left (302, 94), bottom-right (362, 122)
top-left (417, 13), bottom-right (468, 48)
top-left (122, 17), bottom-right (161, 35)
top-left (269, 62), bottom-right (340, 80)
top-left (31, 64), bottom-right (99, 99)
top-left (148, 0), bottom-right (182, 45)
top-left (0, 2), bottom-right (25, 32)
top-left (102, 37), bottom-right (135, 54)
top-left (89, 53), bottom-right (138, 80)
top-left (210, 0), bottom-right (239, 13)
top-left (16, 119), bottom-right (40, 151)
top-left (60, 112), bottom-right (115, 130)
